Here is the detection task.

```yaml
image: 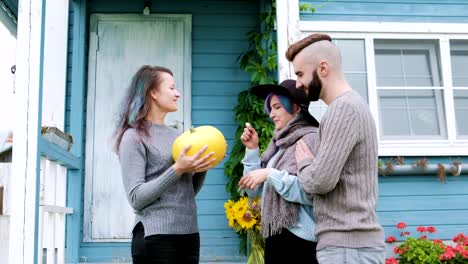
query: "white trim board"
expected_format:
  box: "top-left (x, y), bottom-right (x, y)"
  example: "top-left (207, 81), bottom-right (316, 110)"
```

top-left (300, 21), bottom-right (468, 34)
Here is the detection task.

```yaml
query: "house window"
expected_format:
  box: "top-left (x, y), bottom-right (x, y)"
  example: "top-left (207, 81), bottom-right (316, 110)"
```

top-left (374, 40), bottom-right (447, 139)
top-left (297, 22), bottom-right (468, 155)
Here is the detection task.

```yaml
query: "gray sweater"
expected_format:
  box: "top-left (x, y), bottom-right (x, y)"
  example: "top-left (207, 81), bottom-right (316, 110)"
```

top-left (298, 90), bottom-right (384, 250)
top-left (118, 123), bottom-right (206, 236)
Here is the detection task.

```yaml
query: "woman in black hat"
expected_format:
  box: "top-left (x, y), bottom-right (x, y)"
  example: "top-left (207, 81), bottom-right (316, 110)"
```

top-left (238, 79), bottom-right (319, 264)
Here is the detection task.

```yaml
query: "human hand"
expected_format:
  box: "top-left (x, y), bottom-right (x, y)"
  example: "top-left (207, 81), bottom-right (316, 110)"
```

top-left (295, 139), bottom-right (315, 164)
top-left (238, 168), bottom-right (270, 190)
top-left (240, 122), bottom-right (259, 149)
top-left (173, 145), bottom-right (215, 175)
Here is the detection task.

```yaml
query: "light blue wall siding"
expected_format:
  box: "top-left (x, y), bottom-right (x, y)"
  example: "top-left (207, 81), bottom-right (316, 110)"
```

top-left (378, 157), bottom-right (468, 241)
top-left (64, 0), bottom-right (258, 262)
top-left (300, 0), bottom-right (468, 22)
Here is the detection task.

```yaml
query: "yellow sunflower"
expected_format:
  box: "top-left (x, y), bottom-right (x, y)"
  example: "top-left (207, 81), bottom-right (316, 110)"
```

top-left (237, 210), bottom-right (257, 230)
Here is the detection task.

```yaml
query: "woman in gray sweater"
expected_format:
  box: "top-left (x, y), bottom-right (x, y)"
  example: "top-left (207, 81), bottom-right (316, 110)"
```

top-left (114, 65), bottom-right (215, 264)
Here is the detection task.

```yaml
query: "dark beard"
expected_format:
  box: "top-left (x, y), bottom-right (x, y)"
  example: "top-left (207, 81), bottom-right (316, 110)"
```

top-left (306, 69), bottom-right (323, 102)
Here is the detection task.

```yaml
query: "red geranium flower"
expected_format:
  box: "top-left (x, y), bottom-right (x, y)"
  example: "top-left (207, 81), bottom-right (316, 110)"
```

top-left (385, 257), bottom-right (399, 264)
top-left (386, 236), bottom-right (397, 243)
top-left (394, 246), bottom-right (405, 255)
top-left (433, 239), bottom-right (444, 248)
top-left (453, 233), bottom-right (466, 244)
top-left (426, 226), bottom-right (436, 233)
top-left (396, 222), bottom-right (407, 229)
top-left (416, 226), bottom-right (427, 233)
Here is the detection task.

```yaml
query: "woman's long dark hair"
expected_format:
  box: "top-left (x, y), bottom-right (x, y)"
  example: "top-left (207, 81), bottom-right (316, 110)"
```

top-left (114, 65), bottom-right (173, 153)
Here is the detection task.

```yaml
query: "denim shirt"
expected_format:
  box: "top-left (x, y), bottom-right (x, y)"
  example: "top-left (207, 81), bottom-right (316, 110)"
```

top-left (242, 148), bottom-right (317, 241)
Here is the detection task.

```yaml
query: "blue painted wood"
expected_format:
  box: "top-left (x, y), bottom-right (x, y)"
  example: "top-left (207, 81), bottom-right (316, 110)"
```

top-left (192, 81), bottom-right (250, 96)
top-left (300, 0), bottom-right (468, 22)
top-left (65, 0), bottom-right (87, 263)
top-left (34, 1), bottom-right (47, 262)
top-left (193, 40), bottom-right (249, 54)
top-left (192, 110), bottom-right (236, 125)
top-left (78, 234), bottom-right (247, 262)
top-left (39, 138), bottom-right (80, 169)
top-left (377, 195), bottom-right (468, 211)
top-left (192, 96), bottom-right (239, 110)
top-left (379, 179), bottom-right (468, 196)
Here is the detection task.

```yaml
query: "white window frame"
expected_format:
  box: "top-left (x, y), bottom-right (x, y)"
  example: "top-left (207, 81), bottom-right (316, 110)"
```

top-left (296, 21), bottom-right (468, 156)
top-left (374, 40), bottom-right (447, 140)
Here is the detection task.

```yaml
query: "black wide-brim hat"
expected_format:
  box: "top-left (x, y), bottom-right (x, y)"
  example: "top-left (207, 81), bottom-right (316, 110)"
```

top-left (250, 79), bottom-right (319, 127)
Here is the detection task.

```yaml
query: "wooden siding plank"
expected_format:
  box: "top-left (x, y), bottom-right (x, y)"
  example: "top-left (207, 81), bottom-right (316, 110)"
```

top-left (300, 0), bottom-right (468, 22)
top-left (192, 81), bottom-right (250, 96)
top-left (89, 0), bottom-right (257, 14)
top-left (377, 195), bottom-right (468, 211)
top-left (196, 185), bottom-right (231, 200)
top-left (380, 210), bottom-right (468, 226)
top-left (65, 0), bottom-right (87, 262)
top-left (192, 54), bottom-right (241, 67)
top-left (192, 110), bottom-right (235, 125)
top-left (193, 40), bottom-right (249, 54)
top-left (379, 180), bottom-right (468, 196)
top-left (193, 26), bottom-right (256, 40)
top-left (192, 96), bottom-right (239, 110)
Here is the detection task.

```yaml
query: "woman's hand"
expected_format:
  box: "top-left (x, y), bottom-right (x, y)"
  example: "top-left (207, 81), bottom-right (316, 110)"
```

top-left (173, 145), bottom-right (215, 175)
top-left (240, 122), bottom-right (259, 149)
top-left (238, 168), bottom-right (271, 190)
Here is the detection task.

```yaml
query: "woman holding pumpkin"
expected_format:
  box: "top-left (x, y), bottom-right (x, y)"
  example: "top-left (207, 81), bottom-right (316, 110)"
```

top-left (114, 65), bottom-right (215, 264)
top-left (239, 79), bottom-right (320, 264)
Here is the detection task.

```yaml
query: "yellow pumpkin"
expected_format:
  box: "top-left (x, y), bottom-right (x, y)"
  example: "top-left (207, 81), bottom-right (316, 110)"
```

top-left (172, 125), bottom-right (227, 167)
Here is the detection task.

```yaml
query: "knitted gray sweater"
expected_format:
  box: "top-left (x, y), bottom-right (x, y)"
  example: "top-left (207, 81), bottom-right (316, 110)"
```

top-left (118, 123), bottom-right (206, 236)
top-left (298, 90), bottom-right (384, 250)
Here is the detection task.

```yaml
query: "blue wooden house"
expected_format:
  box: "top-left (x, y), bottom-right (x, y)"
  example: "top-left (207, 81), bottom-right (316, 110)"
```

top-left (2, 0), bottom-right (468, 263)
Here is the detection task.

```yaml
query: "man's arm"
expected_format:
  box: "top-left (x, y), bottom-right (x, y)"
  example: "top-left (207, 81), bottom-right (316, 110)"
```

top-left (298, 101), bottom-right (359, 195)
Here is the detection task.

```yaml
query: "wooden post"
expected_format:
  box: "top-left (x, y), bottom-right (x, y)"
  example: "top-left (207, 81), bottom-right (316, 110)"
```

top-left (8, 0), bottom-right (45, 263)
top-left (276, 0), bottom-right (300, 82)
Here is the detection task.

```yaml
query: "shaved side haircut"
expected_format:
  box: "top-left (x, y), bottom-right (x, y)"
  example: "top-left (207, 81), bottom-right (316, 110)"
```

top-left (286, 33), bottom-right (332, 62)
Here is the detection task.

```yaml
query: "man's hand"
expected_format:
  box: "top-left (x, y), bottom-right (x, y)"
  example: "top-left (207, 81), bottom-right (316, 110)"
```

top-left (295, 139), bottom-right (315, 164)
top-left (238, 168), bottom-right (270, 190)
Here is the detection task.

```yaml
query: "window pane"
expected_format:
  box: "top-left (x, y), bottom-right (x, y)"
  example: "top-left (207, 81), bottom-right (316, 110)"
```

top-left (345, 73), bottom-right (368, 102)
top-left (374, 40), bottom-right (442, 87)
top-left (335, 40), bottom-right (366, 71)
top-left (454, 90), bottom-right (468, 136)
top-left (410, 109), bottom-right (441, 135)
top-left (335, 39), bottom-right (368, 102)
top-left (380, 109), bottom-right (411, 136)
top-left (375, 50), bottom-right (404, 86)
top-left (378, 89), bottom-right (446, 138)
top-left (450, 40), bottom-right (468, 87)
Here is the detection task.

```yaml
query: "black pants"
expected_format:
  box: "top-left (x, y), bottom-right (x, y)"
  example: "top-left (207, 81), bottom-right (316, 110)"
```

top-left (264, 229), bottom-right (318, 264)
top-left (131, 222), bottom-right (200, 264)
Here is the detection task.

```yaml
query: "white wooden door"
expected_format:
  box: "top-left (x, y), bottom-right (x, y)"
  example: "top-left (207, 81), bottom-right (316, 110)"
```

top-left (84, 14), bottom-right (192, 241)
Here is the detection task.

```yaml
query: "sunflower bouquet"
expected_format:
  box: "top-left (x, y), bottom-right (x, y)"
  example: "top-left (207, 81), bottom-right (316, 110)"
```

top-left (224, 196), bottom-right (264, 264)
